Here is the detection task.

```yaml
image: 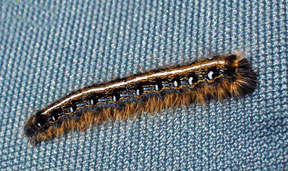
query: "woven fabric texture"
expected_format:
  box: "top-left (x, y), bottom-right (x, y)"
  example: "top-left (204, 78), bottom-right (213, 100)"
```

top-left (0, 0), bottom-right (287, 170)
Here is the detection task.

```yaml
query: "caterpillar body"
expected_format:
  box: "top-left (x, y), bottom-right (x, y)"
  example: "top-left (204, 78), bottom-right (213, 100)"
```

top-left (25, 53), bottom-right (257, 145)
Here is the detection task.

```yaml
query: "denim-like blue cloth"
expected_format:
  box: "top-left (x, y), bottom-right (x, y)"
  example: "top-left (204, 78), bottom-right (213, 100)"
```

top-left (0, 0), bottom-right (287, 170)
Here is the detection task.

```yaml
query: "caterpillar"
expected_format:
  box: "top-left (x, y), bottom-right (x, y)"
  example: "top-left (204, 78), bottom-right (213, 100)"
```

top-left (24, 53), bottom-right (257, 145)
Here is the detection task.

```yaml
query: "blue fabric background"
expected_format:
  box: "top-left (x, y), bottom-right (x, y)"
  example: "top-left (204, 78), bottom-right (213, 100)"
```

top-left (0, 0), bottom-right (287, 170)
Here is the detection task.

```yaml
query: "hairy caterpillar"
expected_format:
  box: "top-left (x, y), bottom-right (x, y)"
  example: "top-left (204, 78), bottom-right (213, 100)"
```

top-left (25, 53), bottom-right (257, 145)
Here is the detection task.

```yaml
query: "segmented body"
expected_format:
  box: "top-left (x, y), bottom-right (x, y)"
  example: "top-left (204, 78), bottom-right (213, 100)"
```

top-left (25, 54), bottom-right (257, 145)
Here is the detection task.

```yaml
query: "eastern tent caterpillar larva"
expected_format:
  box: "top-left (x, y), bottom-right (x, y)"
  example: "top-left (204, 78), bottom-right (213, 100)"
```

top-left (25, 53), bottom-right (257, 145)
